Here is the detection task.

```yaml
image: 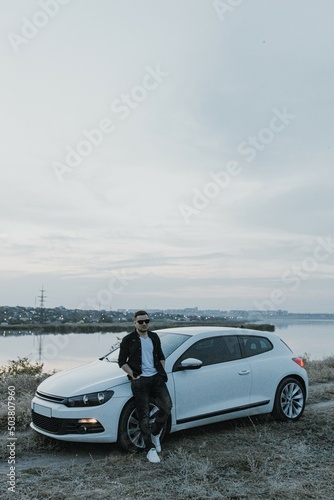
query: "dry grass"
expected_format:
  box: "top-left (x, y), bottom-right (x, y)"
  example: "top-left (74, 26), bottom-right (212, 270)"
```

top-left (303, 354), bottom-right (334, 383)
top-left (1, 358), bottom-right (334, 500)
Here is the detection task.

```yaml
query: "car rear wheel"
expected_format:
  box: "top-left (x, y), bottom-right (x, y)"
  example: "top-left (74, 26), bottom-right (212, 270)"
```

top-left (272, 377), bottom-right (306, 422)
top-left (117, 399), bottom-right (167, 452)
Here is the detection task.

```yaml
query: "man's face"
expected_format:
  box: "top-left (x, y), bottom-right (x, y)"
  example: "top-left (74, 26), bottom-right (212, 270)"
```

top-left (135, 314), bottom-right (150, 333)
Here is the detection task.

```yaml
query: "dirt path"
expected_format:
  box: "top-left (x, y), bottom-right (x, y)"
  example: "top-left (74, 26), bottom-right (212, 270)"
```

top-left (308, 399), bottom-right (334, 410)
top-left (0, 437), bottom-right (122, 474)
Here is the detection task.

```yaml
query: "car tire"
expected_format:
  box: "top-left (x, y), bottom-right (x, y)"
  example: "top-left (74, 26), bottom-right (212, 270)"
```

top-left (272, 377), bottom-right (306, 422)
top-left (117, 399), bottom-right (167, 452)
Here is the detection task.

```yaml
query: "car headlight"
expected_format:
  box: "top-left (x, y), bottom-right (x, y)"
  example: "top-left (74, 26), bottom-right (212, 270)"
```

top-left (65, 390), bottom-right (114, 407)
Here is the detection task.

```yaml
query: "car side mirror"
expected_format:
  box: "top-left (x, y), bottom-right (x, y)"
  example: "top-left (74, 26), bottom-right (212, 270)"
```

top-left (178, 358), bottom-right (203, 370)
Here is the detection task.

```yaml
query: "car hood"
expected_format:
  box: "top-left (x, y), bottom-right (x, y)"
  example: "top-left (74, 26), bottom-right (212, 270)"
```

top-left (37, 360), bottom-right (128, 397)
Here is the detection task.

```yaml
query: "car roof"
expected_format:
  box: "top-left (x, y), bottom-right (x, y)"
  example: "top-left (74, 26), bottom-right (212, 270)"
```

top-left (155, 326), bottom-right (275, 337)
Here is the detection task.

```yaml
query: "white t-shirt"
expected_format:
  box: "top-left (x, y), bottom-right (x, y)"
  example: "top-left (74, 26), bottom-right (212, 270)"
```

top-left (140, 337), bottom-right (158, 377)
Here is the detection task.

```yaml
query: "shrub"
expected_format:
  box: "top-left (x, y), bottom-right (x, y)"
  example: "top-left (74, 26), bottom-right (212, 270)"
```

top-left (304, 355), bottom-right (334, 384)
top-left (0, 357), bottom-right (44, 376)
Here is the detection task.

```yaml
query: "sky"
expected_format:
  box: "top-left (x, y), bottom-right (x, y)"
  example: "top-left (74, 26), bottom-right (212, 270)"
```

top-left (1, 0), bottom-right (334, 313)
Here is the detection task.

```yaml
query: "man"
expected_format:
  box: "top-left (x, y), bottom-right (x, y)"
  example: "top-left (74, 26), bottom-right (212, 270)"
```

top-left (118, 310), bottom-right (172, 463)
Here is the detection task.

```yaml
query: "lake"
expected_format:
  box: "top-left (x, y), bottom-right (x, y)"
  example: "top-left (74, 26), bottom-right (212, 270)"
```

top-left (1, 320), bottom-right (333, 371)
top-left (270, 319), bottom-right (334, 360)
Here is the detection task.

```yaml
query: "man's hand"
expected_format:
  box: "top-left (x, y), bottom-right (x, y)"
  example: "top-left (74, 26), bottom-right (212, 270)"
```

top-left (121, 363), bottom-right (140, 380)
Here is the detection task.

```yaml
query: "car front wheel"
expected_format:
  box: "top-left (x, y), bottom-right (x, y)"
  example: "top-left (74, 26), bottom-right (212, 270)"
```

top-left (272, 377), bottom-right (306, 422)
top-left (117, 399), bottom-right (166, 452)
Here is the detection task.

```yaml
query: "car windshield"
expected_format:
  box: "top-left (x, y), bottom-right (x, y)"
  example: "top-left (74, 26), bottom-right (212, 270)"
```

top-left (158, 332), bottom-right (191, 357)
top-left (103, 332), bottom-right (190, 362)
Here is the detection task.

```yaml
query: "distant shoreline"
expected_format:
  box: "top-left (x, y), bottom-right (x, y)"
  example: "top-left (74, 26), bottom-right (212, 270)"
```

top-left (0, 320), bottom-right (275, 334)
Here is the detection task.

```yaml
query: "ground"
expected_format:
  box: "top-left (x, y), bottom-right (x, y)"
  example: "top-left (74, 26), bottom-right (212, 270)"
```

top-left (1, 358), bottom-right (333, 499)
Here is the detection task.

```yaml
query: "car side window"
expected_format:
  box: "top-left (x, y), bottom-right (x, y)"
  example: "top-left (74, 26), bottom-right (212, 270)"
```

top-left (240, 336), bottom-right (273, 358)
top-left (175, 335), bottom-right (241, 368)
top-left (223, 336), bottom-right (242, 361)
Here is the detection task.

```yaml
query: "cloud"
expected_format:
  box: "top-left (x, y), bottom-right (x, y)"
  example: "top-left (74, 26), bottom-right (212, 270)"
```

top-left (0, 1), bottom-right (333, 312)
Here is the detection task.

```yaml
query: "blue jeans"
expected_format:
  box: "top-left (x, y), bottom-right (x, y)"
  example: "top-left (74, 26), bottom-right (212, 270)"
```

top-left (131, 374), bottom-right (172, 450)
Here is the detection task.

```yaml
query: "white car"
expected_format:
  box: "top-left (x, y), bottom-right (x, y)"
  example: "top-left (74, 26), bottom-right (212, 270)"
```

top-left (31, 327), bottom-right (308, 451)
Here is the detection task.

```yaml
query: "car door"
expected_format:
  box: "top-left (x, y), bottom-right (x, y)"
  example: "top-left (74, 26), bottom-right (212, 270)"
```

top-left (171, 335), bottom-right (252, 425)
top-left (239, 334), bottom-right (277, 405)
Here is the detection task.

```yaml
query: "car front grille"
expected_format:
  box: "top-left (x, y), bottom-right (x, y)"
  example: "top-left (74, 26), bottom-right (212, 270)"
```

top-left (32, 411), bottom-right (105, 435)
top-left (36, 391), bottom-right (66, 404)
top-left (32, 411), bottom-right (63, 433)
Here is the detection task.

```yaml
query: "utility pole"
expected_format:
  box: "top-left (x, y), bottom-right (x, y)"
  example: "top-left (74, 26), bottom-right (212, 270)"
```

top-left (37, 285), bottom-right (47, 323)
top-left (35, 285), bottom-right (47, 363)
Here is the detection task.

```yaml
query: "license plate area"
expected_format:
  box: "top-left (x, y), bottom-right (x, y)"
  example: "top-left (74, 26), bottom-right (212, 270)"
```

top-left (33, 403), bottom-right (52, 418)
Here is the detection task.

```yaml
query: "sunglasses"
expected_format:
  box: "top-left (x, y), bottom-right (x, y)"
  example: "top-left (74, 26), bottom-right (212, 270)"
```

top-left (137, 319), bottom-right (150, 325)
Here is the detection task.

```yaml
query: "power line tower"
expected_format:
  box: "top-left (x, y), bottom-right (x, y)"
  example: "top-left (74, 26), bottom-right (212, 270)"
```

top-left (37, 285), bottom-right (47, 323)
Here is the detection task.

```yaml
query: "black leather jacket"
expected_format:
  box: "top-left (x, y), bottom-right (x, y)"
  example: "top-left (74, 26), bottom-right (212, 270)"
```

top-left (118, 330), bottom-right (167, 381)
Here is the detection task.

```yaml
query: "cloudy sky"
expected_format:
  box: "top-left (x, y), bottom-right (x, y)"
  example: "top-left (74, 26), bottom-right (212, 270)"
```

top-left (1, 0), bottom-right (333, 313)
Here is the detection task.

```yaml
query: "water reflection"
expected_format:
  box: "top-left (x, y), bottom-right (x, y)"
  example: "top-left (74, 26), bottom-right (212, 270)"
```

top-left (1, 330), bottom-right (126, 371)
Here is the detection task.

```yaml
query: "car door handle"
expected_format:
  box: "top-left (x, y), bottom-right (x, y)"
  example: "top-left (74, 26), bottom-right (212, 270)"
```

top-left (238, 370), bottom-right (250, 375)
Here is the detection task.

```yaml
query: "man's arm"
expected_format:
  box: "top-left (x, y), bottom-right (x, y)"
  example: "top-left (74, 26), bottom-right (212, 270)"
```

top-left (154, 333), bottom-right (165, 363)
top-left (118, 333), bottom-right (141, 380)
top-left (120, 363), bottom-right (139, 380)
top-left (118, 335), bottom-right (131, 368)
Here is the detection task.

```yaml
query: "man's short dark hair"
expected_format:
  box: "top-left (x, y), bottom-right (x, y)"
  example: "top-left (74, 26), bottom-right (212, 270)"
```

top-left (134, 310), bottom-right (149, 318)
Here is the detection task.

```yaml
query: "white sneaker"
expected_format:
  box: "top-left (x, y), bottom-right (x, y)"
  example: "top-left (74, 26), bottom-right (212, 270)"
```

top-left (151, 430), bottom-right (162, 453)
top-left (146, 448), bottom-right (160, 463)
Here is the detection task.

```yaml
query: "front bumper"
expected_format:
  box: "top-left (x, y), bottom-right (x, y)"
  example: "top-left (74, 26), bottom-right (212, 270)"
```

top-left (30, 395), bottom-right (124, 443)
top-left (31, 409), bottom-right (105, 435)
